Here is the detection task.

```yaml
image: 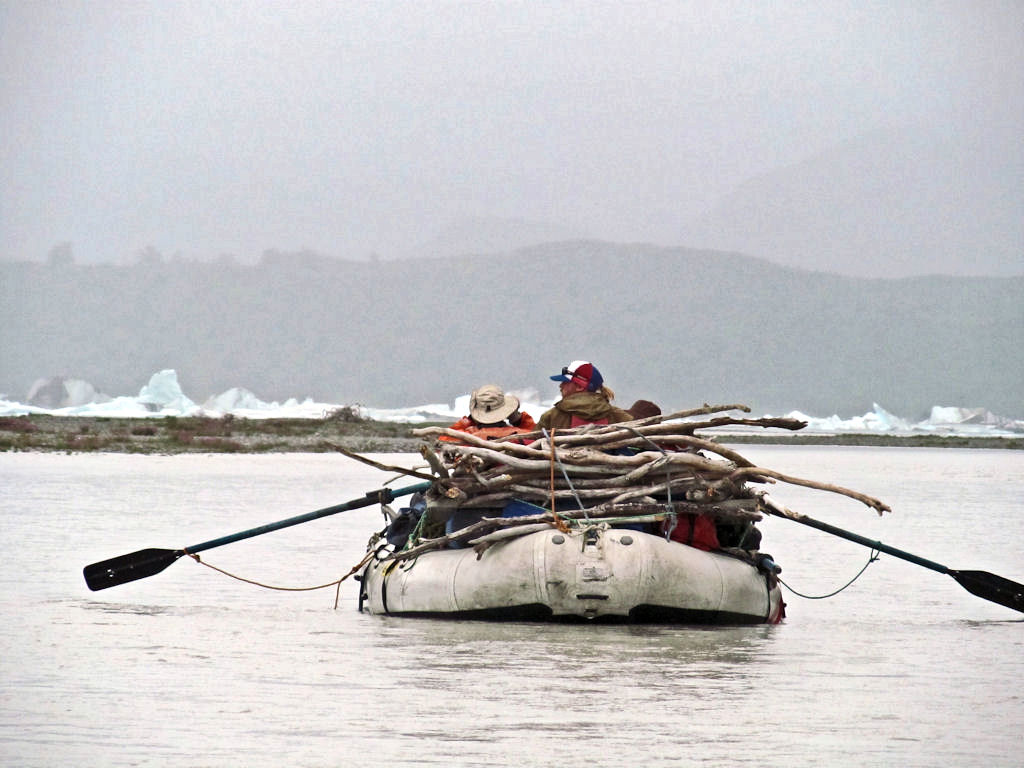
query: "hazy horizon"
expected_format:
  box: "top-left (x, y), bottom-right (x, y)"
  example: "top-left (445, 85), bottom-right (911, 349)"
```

top-left (3, 1), bottom-right (1022, 277)
top-left (3, 242), bottom-right (1021, 418)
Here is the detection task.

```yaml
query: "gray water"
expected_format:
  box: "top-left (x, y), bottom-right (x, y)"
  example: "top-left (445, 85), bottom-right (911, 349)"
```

top-left (1, 446), bottom-right (1022, 767)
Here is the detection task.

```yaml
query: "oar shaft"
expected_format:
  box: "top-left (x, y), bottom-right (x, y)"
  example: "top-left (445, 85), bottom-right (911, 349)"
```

top-left (762, 494), bottom-right (1024, 614)
top-left (83, 481), bottom-right (432, 590)
top-left (184, 481), bottom-right (431, 555)
top-left (762, 496), bottom-right (949, 574)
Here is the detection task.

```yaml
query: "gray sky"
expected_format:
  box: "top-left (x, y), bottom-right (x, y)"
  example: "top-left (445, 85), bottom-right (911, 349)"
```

top-left (2, 1), bottom-right (1021, 273)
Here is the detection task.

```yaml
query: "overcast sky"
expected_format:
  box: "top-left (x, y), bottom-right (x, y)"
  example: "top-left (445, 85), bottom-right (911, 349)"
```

top-left (2, 1), bottom-right (1021, 272)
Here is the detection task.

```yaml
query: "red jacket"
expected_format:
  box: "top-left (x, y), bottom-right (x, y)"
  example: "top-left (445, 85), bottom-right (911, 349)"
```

top-left (440, 412), bottom-right (537, 442)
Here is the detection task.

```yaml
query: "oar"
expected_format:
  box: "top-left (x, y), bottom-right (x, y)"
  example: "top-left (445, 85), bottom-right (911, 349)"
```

top-left (760, 494), bottom-right (1024, 614)
top-left (83, 481), bottom-right (431, 591)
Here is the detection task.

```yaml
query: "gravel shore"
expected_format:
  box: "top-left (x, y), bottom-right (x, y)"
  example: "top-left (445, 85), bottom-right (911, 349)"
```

top-left (1, 413), bottom-right (1019, 453)
top-left (0, 413), bottom-right (430, 454)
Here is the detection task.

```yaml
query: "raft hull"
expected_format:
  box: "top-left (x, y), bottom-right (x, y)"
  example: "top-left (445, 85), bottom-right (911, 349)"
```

top-left (360, 527), bottom-right (784, 624)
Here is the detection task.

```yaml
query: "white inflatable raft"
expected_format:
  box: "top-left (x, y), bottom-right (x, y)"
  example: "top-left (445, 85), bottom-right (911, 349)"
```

top-left (359, 524), bottom-right (785, 624)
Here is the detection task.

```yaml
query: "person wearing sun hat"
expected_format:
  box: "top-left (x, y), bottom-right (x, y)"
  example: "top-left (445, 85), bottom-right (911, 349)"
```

top-left (436, 384), bottom-right (537, 543)
top-left (537, 360), bottom-right (634, 430)
top-left (441, 383), bottom-right (537, 441)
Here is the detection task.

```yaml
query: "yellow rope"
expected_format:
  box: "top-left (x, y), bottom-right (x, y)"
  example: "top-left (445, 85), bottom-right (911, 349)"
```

top-left (187, 549), bottom-right (377, 609)
top-left (546, 429), bottom-right (570, 533)
top-left (549, 427), bottom-right (556, 513)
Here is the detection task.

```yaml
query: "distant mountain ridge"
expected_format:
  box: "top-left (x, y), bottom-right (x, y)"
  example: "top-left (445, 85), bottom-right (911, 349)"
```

top-left (409, 216), bottom-right (592, 260)
top-left (1, 241), bottom-right (1021, 419)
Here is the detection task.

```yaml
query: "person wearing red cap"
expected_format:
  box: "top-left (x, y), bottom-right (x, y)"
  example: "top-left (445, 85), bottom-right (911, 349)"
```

top-left (537, 360), bottom-right (634, 430)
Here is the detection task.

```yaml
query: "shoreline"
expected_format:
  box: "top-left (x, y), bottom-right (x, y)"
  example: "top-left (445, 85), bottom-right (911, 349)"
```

top-left (0, 413), bottom-right (428, 454)
top-left (1, 413), bottom-right (1020, 454)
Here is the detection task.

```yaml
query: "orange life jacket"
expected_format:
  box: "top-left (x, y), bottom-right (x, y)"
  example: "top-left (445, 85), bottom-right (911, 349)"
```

top-left (440, 413), bottom-right (537, 442)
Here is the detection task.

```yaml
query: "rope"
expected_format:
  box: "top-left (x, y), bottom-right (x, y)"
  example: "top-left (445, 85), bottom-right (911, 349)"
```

top-left (187, 549), bottom-right (376, 609)
top-left (542, 427), bottom-right (587, 518)
top-left (622, 425), bottom-right (674, 539)
top-left (549, 427), bottom-right (556, 514)
top-left (778, 549), bottom-right (881, 600)
top-left (403, 503), bottom-right (430, 548)
top-left (542, 428), bottom-right (571, 532)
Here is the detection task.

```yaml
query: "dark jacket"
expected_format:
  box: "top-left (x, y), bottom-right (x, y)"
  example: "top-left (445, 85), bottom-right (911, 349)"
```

top-left (537, 391), bottom-right (634, 430)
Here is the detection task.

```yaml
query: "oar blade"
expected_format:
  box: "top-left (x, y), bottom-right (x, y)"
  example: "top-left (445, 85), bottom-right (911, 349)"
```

top-left (950, 569), bottom-right (1024, 614)
top-left (84, 548), bottom-right (182, 591)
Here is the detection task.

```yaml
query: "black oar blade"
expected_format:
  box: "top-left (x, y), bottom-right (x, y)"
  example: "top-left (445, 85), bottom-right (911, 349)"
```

top-left (949, 570), bottom-right (1024, 614)
top-left (84, 548), bottom-right (183, 591)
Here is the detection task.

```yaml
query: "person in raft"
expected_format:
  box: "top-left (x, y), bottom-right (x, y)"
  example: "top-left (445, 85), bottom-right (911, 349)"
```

top-left (626, 399), bottom-right (661, 419)
top-left (443, 384), bottom-right (537, 441)
top-left (537, 360), bottom-right (634, 429)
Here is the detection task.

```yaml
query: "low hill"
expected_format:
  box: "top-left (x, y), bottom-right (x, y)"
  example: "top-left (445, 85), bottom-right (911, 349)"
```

top-left (1, 242), bottom-right (1021, 418)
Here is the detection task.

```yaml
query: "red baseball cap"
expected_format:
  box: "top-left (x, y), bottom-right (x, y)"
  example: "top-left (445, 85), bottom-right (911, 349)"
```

top-left (550, 360), bottom-right (604, 391)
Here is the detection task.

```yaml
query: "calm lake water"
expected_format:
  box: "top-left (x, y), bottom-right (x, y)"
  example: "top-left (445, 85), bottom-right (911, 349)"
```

top-left (1, 446), bottom-right (1022, 767)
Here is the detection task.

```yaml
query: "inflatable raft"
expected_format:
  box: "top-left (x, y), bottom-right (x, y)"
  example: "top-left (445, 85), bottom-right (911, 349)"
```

top-left (359, 520), bottom-right (785, 624)
top-left (352, 404), bottom-right (817, 625)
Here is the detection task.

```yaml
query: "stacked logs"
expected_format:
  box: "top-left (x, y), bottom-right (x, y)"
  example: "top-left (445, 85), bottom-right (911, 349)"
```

top-left (407, 403), bottom-right (890, 543)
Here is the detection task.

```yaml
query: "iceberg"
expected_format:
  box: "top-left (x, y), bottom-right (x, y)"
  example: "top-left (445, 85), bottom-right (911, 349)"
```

top-left (136, 370), bottom-right (197, 413)
top-left (202, 387), bottom-right (279, 413)
top-left (766, 402), bottom-right (1022, 437)
top-left (776, 403), bottom-right (912, 433)
top-left (926, 406), bottom-right (1000, 427)
top-left (0, 370), bottom-right (1020, 437)
top-left (26, 377), bottom-right (110, 409)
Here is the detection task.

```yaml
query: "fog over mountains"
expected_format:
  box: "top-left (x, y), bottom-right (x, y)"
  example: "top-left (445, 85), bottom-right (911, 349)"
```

top-left (682, 124), bottom-right (1024, 278)
top-left (4, 4), bottom-right (1021, 279)
top-left (2, 242), bottom-right (1021, 420)
top-left (407, 124), bottom-right (1023, 280)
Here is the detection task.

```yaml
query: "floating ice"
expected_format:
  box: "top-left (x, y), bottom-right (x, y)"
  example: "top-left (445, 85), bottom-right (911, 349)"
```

top-left (0, 370), bottom-right (1020, 436)
top-left (136, 370), bottom-right (196, 413)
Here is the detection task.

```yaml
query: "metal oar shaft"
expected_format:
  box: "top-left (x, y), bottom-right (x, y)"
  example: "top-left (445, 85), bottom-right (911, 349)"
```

top-left (182, 482), bottom-right (430, 555)
top-left (765, 499), bottom-right (948, 574)
top-left (762, 495), bottom-right (1024, 614)
top-left (83, 481), bottom-right (431, 591)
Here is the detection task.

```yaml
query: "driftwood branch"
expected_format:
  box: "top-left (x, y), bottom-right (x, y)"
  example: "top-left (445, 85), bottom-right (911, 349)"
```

top-left (729, 467), bottom-right (891, 515)
top-left (324, 443), bottom-right (435, 481)
top-left (408, 417), bottom-right (888, 518)
top-left (347, 400), bottom-right (891, 556)
top-left (419, 444), bottom-right (450, 479)
top-left (385, 496), bottom-right (766, 562)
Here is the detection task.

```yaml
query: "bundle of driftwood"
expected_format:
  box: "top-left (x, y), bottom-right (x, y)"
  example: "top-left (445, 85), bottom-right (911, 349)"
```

top-left (333, 403), bottom-right (890, 557)
top-left (404, 403), bottom-right (890, 543)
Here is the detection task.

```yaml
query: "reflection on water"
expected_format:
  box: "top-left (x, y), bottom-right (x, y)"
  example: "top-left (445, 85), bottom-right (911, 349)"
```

top-left (371, 617), bottom-right (776, 671)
